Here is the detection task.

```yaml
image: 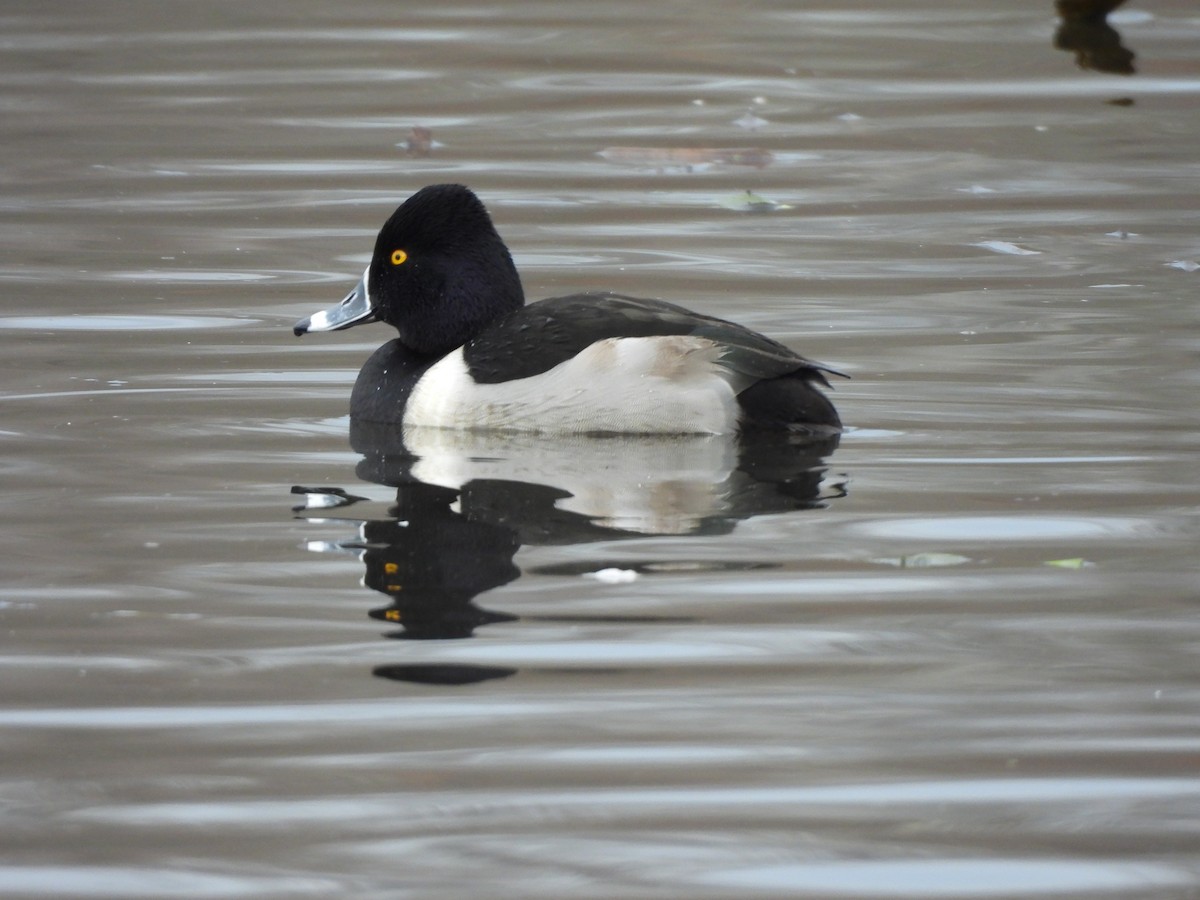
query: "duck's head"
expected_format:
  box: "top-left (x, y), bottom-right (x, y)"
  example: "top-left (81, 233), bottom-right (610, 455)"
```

top-left (294, 184), bottom-right (525, 356)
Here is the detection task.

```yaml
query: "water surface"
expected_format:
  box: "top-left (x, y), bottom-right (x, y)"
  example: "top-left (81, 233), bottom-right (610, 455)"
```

top-left (2, 1), bottom-right (1199, 897)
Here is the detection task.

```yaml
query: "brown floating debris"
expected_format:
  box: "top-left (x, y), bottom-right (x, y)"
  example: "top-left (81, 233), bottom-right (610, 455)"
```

top-left (400, 126), bottom-right (434, 157)
top-left (598, 146), bottom-right (774, 170)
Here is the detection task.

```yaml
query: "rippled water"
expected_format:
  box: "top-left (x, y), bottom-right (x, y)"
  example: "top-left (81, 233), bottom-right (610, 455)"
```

top-left (3, 1), bottom-right (1199, 897)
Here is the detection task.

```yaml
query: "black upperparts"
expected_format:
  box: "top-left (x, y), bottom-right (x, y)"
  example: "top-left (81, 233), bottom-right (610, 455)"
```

top-left (463, 292), bottom-right (844, 387)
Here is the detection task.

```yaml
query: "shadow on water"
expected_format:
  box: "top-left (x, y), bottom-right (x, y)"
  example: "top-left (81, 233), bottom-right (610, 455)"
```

top-left (293, 422), bottom-right (843, 686)
top-left (1053, 0), bottom-right (1136, 76)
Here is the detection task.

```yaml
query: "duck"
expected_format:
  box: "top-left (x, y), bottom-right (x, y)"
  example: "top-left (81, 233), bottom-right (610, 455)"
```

top-left (293, 184), bottom-right (844, 435)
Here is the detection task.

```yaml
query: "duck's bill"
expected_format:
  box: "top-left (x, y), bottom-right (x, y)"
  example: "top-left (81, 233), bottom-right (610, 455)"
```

top-left (293, 269), bottom-right (376, 336)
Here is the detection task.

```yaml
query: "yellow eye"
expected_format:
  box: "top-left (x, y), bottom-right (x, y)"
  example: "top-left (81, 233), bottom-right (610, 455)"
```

top-left (390, 249), bottom-right (408, 266)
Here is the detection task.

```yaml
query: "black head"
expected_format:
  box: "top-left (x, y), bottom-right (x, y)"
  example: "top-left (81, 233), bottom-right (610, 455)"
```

top-left (368, 185), bottom-right (524, 355)
top-left (293, 185), bottom-right (525, 355)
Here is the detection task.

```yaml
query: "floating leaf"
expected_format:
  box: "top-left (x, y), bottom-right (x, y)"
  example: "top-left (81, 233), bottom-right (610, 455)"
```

top-left (598, 146), bottom-right (774, 170)
top-left (872, 553), bottom-right (974, 569)
top-left (972, 240), bottom-right (1042, 256)
top-left (1044, 557), bottom-right (1095, 569)
top-left (397, 125), bottom-right (435, 157)
top-left (717, 190), bottom-right (792, 213)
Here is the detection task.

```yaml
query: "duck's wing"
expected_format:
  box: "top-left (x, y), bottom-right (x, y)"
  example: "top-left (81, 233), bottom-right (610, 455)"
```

top-left (463, 292), bottom-right (845, 386)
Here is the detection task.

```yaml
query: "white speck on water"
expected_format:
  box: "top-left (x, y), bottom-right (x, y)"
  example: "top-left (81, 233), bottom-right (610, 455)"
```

top-left (734, 111), bottom-right (769, 130)
top-left (586, 568), bottom-right (639, 584)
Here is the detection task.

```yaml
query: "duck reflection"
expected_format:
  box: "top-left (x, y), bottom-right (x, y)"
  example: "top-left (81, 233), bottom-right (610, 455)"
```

top-left (1054, 0), bottom-right (1136, 76)
top-left (294, 424), bottom-right (843, 685)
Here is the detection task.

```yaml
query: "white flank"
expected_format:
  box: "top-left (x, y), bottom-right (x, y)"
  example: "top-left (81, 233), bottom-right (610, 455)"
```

top-left (403, 336), bottom-right (741, 434)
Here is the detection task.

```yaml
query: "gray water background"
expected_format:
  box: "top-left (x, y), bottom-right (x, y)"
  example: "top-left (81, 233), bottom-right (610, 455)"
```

top-left (2, 1), bottom-right (1199, 897)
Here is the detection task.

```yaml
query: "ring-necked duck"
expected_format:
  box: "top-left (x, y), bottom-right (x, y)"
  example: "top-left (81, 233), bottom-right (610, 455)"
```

top-left (294, 184), bottom-right (844, 434)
